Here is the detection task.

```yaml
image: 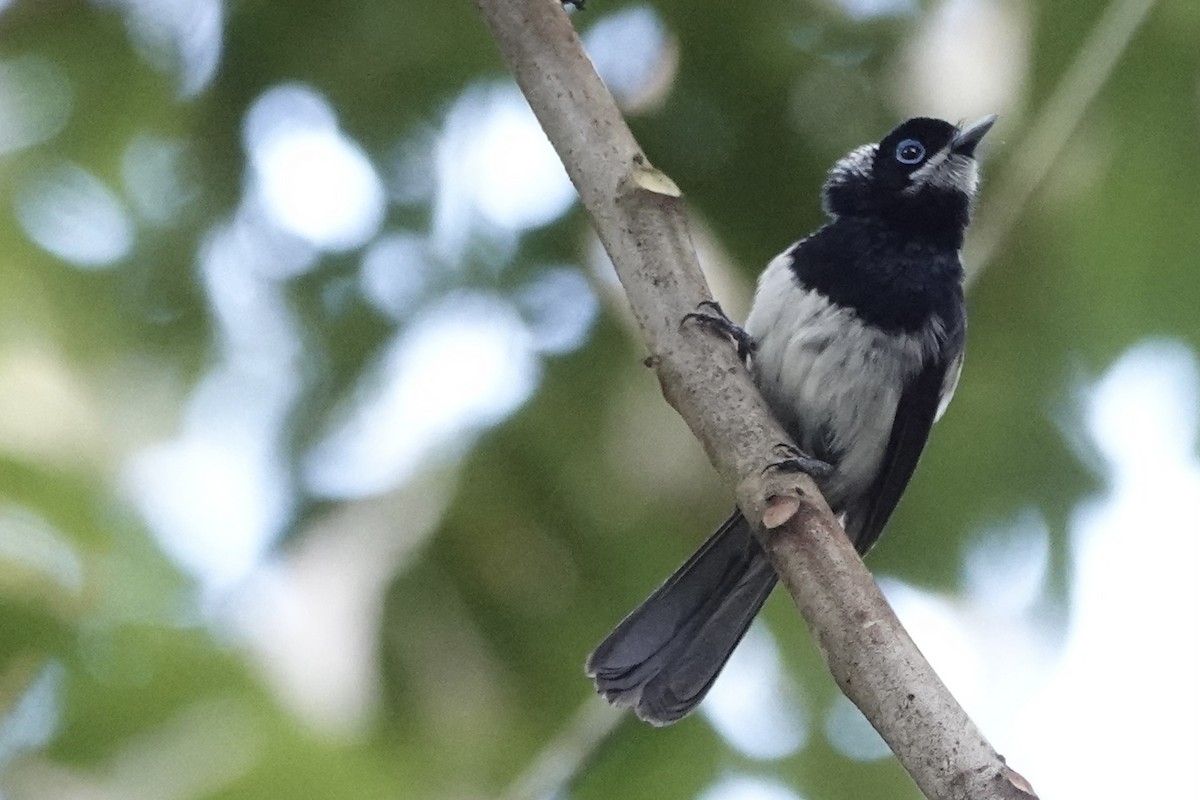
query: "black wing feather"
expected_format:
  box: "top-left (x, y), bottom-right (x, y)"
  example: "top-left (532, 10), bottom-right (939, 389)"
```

top-left (850, 314), bottom-right (965, 553)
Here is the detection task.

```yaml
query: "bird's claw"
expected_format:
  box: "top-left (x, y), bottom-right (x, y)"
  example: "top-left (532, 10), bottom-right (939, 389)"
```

top-left (682, 301), bottom-right (756, 365)
top-left (764, 443), bottom-right (833, 480)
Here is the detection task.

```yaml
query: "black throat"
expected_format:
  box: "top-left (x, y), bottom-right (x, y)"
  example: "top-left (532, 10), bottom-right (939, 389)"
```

top-left (786, 216), bottom-right (965, 334)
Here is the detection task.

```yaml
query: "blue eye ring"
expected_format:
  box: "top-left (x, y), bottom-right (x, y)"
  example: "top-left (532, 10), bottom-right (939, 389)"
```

top-left (895, 139), bottom-right (926, 165)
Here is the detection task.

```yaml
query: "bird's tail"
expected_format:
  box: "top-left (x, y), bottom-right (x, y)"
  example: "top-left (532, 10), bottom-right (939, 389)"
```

top-left (585, 512), bottom-right (777, 725)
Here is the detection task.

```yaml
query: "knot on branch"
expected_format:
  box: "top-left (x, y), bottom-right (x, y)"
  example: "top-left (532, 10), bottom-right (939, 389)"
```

top-left (998, 764), bottom-right (1040, 799)
top-left (622, 162), bottom-right (681, 198)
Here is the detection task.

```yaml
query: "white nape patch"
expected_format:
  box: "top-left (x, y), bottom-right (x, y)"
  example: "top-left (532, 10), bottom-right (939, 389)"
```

top-left (744, 253), bottom-right (946, 508)
top-left (822, 144), bottom-right (876, 214)
top-left (831, 144), bottom-right (876, 182)
top-left (905, 147), bottom-right (980, 196)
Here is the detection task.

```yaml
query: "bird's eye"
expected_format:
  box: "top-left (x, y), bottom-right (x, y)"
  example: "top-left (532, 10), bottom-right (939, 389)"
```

top-left (895, 139), bottom-right (926, 165)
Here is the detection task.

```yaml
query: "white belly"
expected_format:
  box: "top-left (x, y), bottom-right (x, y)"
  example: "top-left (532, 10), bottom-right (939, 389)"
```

top-left (744, 253), bottom-right (942, 508)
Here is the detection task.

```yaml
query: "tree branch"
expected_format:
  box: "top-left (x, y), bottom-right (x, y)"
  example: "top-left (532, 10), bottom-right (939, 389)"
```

top-left (475, 1), bottom-right (1039, 798)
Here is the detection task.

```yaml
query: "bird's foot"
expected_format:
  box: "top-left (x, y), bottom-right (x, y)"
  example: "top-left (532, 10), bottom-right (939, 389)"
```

top-left (764, 443), bottom-right (833, 480)
top-left (682, 301), bottom-right (756, 365)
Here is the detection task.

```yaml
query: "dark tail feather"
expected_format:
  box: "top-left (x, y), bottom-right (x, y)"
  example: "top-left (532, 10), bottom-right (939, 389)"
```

top-left (584, 512), bottom-right (777, 725)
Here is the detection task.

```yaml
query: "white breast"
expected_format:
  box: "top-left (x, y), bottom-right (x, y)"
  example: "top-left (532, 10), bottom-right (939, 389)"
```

top-left (743, 253), bottom-right (945, 508)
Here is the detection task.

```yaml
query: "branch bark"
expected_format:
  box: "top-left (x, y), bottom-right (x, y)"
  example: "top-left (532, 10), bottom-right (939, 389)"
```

top-left (474, 1), bottom-right (1039, 798)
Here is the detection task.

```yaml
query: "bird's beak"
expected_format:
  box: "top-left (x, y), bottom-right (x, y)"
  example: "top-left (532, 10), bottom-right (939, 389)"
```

top-left (951, 114), bottom-right (998, 157)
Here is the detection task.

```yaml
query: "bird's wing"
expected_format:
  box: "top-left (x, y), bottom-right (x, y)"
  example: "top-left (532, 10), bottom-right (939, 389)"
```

top-left (850, 312), bottom-right (965, 554)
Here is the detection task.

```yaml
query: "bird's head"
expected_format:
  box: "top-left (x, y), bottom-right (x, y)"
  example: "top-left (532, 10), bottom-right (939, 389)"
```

top-left (822, 115), bottom-right (997, 238)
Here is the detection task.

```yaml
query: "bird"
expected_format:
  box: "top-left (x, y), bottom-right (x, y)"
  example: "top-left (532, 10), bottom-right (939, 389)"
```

top-left (585, 115), bottom-right (996, 726)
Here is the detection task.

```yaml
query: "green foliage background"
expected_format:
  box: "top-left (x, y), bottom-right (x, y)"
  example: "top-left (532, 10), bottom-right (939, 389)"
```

top-left (0, 0), bottom-right (1197, 798)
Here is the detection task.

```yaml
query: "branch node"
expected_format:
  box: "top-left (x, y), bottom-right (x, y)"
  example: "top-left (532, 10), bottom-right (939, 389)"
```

top-left (1000, 765), bottom-right (1040, 798)
top-left (624, 164), bottom-right (682, 198)
top-left (762, 494), bottom-right (801, 529)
